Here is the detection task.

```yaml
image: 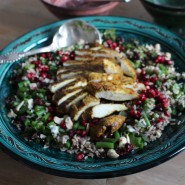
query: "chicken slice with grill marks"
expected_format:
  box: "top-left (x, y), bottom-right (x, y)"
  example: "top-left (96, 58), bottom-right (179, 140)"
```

top-left (63, 78), bottom-right (87, 91)
top-left (70, 94), bottom-right (100, 121)
top-left (58, 58), bottom-right (123, 76)
top-left (49, 78), bottom-right (76, 93)
top-left (122, 82), bottom-right (145, 92)
top-left (100, 48), bottom-right (121, 59)
top-left (87, 72), bottom-right (123, 82)
top-left (116, 58), bottom-right (136, 79)
top-left (57, 71), bottom-right (84, 80)
top-left (100, 48), bottom-right (136, 79)
top-left (81, 103), bottom-right (127, 120)
top-left (87, 81), bottom-right (138, 101)
top-left (52, 88), bottom-right (83, 106)
top-left (75, 48), bottom-right (115, 59)
top-left (55, 91), bottom-right (88, 115)
top-left (90, 115), bottom-right (126, 139)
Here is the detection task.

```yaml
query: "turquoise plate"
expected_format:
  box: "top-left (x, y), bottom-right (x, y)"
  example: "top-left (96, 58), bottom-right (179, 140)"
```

top-left (0, 16), bottom-right (185, 179)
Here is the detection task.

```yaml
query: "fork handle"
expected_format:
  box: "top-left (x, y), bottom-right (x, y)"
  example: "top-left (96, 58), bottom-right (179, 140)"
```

top-left (0, 45), bottom-right (53, 64)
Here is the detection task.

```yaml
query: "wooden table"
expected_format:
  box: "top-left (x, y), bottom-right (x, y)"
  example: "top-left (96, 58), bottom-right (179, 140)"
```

top-left (0, 0), bottom-right (184, 185)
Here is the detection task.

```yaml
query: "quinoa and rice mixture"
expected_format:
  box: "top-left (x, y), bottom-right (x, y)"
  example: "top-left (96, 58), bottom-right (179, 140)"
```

top-left (6, 30), bottom-right (185, 160)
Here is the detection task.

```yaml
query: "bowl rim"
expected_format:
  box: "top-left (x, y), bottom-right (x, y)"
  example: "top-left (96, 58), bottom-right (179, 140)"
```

top-left (40, 0), bottom-right (118, 11)
top-left (140, 0), bottom-right (185, 11)
top-left (0, 16), bottom-right (185, 179)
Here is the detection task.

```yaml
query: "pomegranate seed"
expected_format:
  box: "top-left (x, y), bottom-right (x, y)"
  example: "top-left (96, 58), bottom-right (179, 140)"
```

top-left (76, 130), bottom-right (81, 135)
top-left (125, 143), bottom-right (134, 153)
top-left (48, 106), bottom-right (53, 112)
top-left (34, 99), bottom-right (43, 105)
top-left (135, 99), bottom-right (142, 105)
top-left (155, 104), bottom-right (164, 111)
top-left (34, 77), bottom-right (40, 82)
top-left (40, 53), bottom-right (46, 58)
top-left (112, 42), bottom-right (117, 49)
top-left (157, 93), bottom-right (164, 101)
top-left (155, 55), bottom-right (165, 63)
top-left (68, 130), bottom-right (75, 137)
top-left (144, 81), bottom-right (150, 86)
top-left (119, 45), bottom-right (124, 51)
top-left (106, 39), bottom-right (112, 45)
top-left (130, 109), bottom-right (141, 119)
top-left (27, 73), bottom-right (34, 80)
top-left (61, 55), bottom-right (69, 63)
top-left (150, 76), bottom-right (158, 83)
top-left (57, 50), bottom-right (63, 56)
top-left (40, 72), bottom-right (47, 79)
top-left (140, 69), bottom-right (146, 80)
top-left (81, 120), bottom-right (87, 127)
top-left (40, 65), bottom-right (49, 72)
top-left (162, 98), bottom-right (168, 108)
top-left (69, 51), bottom-right (75, 60)
top-left (141, 90), bottom-right (147, 94)
top-left (76, 153), bottom-right (84, 161)
top-left (48, 115), bottom-right (53, 121)
top-left (46, 52), bottom-right (52, 58)
top-left (81, 130), bottom-right (87, 137)
top-left (156, 117), bottom-right (165, 123)
top-left (60, 121), bottom-right (66, 129)
top-left (147, 89), bottom-right (156, 98)
top-left (164, 110), bottom-right (170, 117)
top-left (155, 90), bottom-right (161, 97)
top-left (166, 60), bottom-right (173, 65)
top-left (31, 60), bottom-right (40, 66)
top-left (139, 94), bottom-right (147, 102)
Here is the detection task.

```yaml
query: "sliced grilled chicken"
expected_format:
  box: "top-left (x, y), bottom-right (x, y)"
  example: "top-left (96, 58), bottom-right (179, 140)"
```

top-left (123, 82), bottom-right (145, 92)
top-left (100, 48), bottom-right (121, 59)
top-left (70, 94), bottom-right (100, 121)
top-left (87, 81), bottom-right (138, 101)
top-left (56, 91), bottom-right (88, 115)
top-left (98, 48), bottom-right (136, 78)
top-left (64, 78), bottom-right (87, 91)
top-left (62, 60), bottom-right (81, 67)
top-left (75, 49), bottom-right (93, 56)
top-left (75, 55), bottom-right (94, 61)
top-left (82, 103), bottom-right (127, 120)
top-left (87, 72), bottom-right (123, 82)
top-left (116, 58), bottom-right (136, 79)
top-left (57, 71), bottom-right (84, 80)
top-left (90, 115), bottom-right (126, 139)
top-left (76, 49), bottom-right (115, 59)
top-left (49, 78), bottom-right (76, 93)
top-left (52, 88), bottom-right (83, 105)
top-left (59, 58), bottom-right (123, 75)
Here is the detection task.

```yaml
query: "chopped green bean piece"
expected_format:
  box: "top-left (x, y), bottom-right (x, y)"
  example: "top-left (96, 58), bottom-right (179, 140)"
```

top-left (96, 142), bottom-right (114, 149)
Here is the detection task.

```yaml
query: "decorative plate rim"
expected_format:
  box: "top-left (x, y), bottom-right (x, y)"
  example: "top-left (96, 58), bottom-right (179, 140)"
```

top-left (0, 16), bottom-right (185, 179)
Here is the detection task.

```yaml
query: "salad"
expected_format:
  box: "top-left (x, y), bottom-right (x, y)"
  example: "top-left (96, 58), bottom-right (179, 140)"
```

top-left (6, 30), bottom-right (185, 160)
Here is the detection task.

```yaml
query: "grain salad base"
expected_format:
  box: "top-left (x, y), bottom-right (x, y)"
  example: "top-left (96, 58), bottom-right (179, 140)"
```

top-left (6, 31), bottom-right (185, 160)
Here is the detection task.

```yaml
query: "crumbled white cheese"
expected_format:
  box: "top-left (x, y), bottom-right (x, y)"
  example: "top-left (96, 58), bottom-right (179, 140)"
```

top-left (40, 134), bottom-right (46, 139)
top-left (165, 52), bottom-right (171, 60)
top-left (54, 116), bottom-right (64, 125)
top-left (107, 149), bottom-right (119, 159)
top-left (50, 125), bottom-right (59, 138)
top-left (27, 99), bottom-right (33, 110)
top-left (15, 101), bottom-right (24, 112)
top-left (61, 135), bottom-right (69, 144)
top-left (155, 44), bottom-right (161, 52)
top-left (29, 83), bottom-right (37, 90)
top-left (118, 136), bottom-right (127, 149)
top-left (65, 116), bottom-right (73, 130)
top-left (7, 109), bottom-right (17, 118)
top-left (127, 125), bottom-right (136, 133)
